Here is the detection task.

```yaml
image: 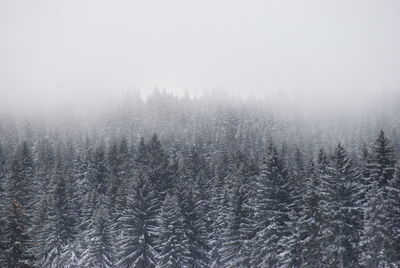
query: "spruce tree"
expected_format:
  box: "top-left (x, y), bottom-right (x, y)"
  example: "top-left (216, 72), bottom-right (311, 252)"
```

top-left (146, 134), bottom-right (169, 196)
top-left (361, 130), bottom-right (396, 267)
top-left (117, 172), bottom-right (158, 268)
top-left (156, 194), bottom-right (191, 268)
top-left (0, 143), bottom-right (7, 264)
top-left (59, 242), bottom-right (80, 268)
top-left (285, 148), bottom-right (307, 267)
top-left (35, 164), bottom-right (76, 268)
top-left (8, 142), bottom-right (35, 212)
top-left (386, 161), bottom-right (400, 266)
top-left (3, 142), bottom-right (36, 268)
top-left (80, 207), bottom-right (115, 268)
top-left (250, 142), bottom-right (291, 268)
top-left (293, 158), bottom-right (325, 267)
top-left (177, 186), bottom-right (210, 268)
top-left (219, 169), bottom-right (253, 268)
top-left (322, 143), bottom-right (361, 267)
top-left (3, 200), bottom-right (35, 268)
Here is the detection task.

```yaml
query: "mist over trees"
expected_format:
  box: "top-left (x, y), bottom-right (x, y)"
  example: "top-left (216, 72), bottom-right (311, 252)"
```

top-left (1, 90), bottom-right (400, 267)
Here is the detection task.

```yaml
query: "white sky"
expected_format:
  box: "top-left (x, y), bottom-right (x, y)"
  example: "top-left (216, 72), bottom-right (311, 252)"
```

top-left (0, 0), bottom-right (400, 111)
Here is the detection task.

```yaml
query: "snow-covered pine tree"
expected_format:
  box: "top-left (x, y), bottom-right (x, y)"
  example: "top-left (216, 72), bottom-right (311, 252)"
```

top-left (35, 162), bottom-right (77, 268)
top-left (219, 167), bottom-right (254, 268)
top-left (323, 143), bottom-right (361, 268)
top-left (3, 200), bottom-right (35, 268)
top-left (116, 137), bottom-right (131, 211)
top-left (107, 141), bottom-right (121, 212)
top-left (250, 142), bottom-right (291, 268)
top-left (3, 142), bottom-right (36, 268)
top-left (146, 134), bottom-right (169, 197)
top-left (371, 130), bottom-right (396, 187)
top-left (81, 144), bottom-right (110, 230)
top-left (0, 143), bottom-right (7, 264)
top-left (386, 161), bottom-right (400, 266)
top-left (8, 142), bottom-right (35, 213)
top-left (360, 179), bottom-right (387, 267)
top-left (285, 147), bottom-right (307, 267)
top-left (92, 144), bottom-right (110, 200)
top-left (71, 152), bottom-right (91, 251)
top-left (135, 137), bottom-right (148, 167)
top-left (292, 158), bottom-right (325, 267)
top-left (177, 186), bottom-right (210, 268)
top-left (59, 242), bottom-right (80, 268)
top-left (209, 162), bottom-right (230, 268)
top-left (80, 207), bottom-right (115, 268)
top-left (117, 171), bottom-right (158, 268)
top-left (156, 194), bottom-right (190, 268)
top-left (361, 130), bottom-right (396, 267)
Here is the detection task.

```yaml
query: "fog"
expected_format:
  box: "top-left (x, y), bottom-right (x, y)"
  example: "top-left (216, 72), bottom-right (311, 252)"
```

top-left (1, 0), bottom-right (400, 114)
top-left (2, 3), bottom-right (400, 266)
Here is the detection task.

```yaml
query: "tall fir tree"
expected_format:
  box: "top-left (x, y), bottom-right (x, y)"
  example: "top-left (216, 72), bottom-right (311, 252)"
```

top-left (80, 207), bottom-right (115, 268)
top-left (361, 130), bottom-right (396, 267)
top-left (321, 143), bottom-right (361, 267)
top-left (156, 194), bottom-right (191, 268)
top-left (385, 161), bottom-right (400, 266)
top-left (219, 168), bottom-right (253, 268)
top-left (292, 158), bottom-right (325, 267)
top-left (146, 134), bottom-right (169, 197)
top-left (250, 142), bottom-right (291, 268)
top-left (117, 172), bottom-right (159, 268)
top-left (35, 162), bottom-right (77, 268)
top-left (0, 143), bottom-right (7, 264)
top-left (3, 200), bottom-right (35, 268)
top-left (3, 142), bottom-right (36, 268)
top-left (177, 186), bottom-right (210, 268)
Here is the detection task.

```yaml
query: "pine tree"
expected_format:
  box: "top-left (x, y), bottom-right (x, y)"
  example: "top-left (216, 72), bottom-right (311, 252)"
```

top-left (59, 242), bottom-right (80, 268)
top-left (82, 144), bottom-right (110, 227)
top-left (250, 142), bottom-right (291, 268)
top-left (361, 130), bottom-right (396, 267)
top-left (386, 161), bottom-right (400, 266)
top-left (3, 200), bottom-right (35, 268)
top-left (92, 144), bottom-right (110, 198)
top-left (8, 142), bottom-right (35, 212)
top-left (371, 130), bottom-right (396, 187)
top-left (177, 186), bottom-right (210, 268)
top-left (135, 137), bottom-right (148, 167)
top-left (285, 148), bottom-right (307, 267)
top-left (0, 143), bottom-right (7, 264)
top-left (80, 207), bottom-right (115, 268)
top-left (107, 141), bottom-right (121, 211)
top-left (293, 158), bottom-right (325, 267)
top-left (3, 142), bottom-right (36, 268)
top-left (219, 169), bottom-right (253, 268)
top-left (321, 143), bottom-right (361, 267)
top-left (146, 134), bottom-right (169, 196)
top-left (360, 180), bottom-right (387, 267)
top-left (156, 194), bottom-right (191, 268)
top-left (209, 165), bottom-right (230, 268)
top-left (116, 137), bottom-right (131, 210)
top-left (117, 172), bottom-right (158, 268)
top-left (35, 163), bottom-right (77, 268)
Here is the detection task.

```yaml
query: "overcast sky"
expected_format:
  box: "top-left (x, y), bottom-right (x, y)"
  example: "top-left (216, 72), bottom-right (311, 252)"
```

top-left (1, 0), bottom-right (400, 111)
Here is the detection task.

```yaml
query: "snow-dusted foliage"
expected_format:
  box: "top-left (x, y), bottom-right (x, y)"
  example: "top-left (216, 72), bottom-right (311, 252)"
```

top-left (1, 91), bottom-right (400, 267)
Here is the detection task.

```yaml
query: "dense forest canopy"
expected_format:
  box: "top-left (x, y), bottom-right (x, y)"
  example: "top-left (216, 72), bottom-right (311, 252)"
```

top-left (1, 89), bottom-right (400, 267)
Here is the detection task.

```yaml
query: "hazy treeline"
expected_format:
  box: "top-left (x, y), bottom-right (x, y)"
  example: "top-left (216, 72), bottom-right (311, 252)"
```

top-left (1, 90), bottom-right (400, 267)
